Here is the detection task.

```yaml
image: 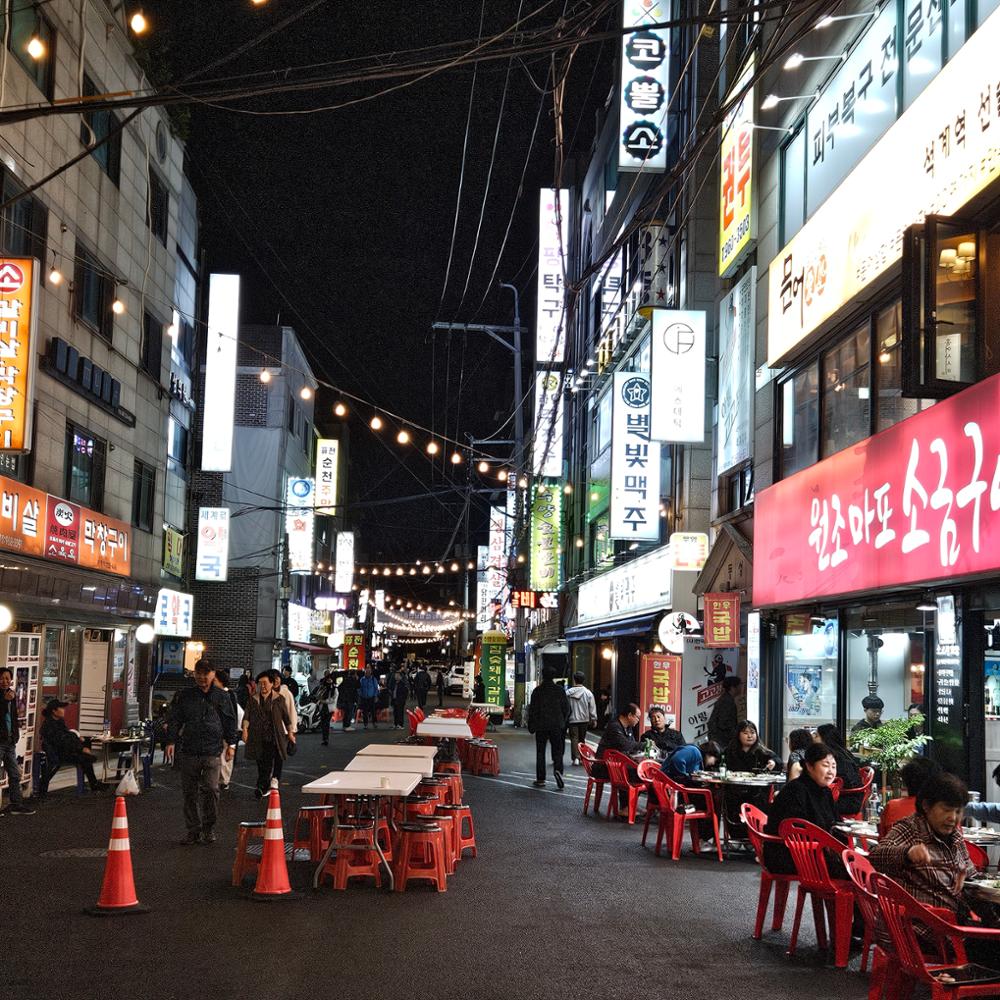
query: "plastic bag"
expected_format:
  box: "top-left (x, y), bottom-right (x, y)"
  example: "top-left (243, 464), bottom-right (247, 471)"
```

top-left (116, 768), bottom-right (140, 796)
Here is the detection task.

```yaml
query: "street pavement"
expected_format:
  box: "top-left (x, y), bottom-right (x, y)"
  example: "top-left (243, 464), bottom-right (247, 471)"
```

top-left (2, 709), bottom-right (864, 999)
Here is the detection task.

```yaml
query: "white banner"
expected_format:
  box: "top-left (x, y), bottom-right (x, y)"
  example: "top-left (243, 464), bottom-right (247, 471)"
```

top-left (285, 477), bottom-right (315, 574)
top-left (315, 439), bottom-right (339, 514)
top-left (335, 530), bottom-right (354, 594)
top-left (650, 309), bottom-right (706, 443)
top-left (619, 0), bottom-right (669, 172)
top-left (476, 543), bottom-right (490, 632)
top-left (202, 274), bottom-right (240, 471)
top-left (577, 544), bottom-right (672, 624)
top-left (716, 268), bottom-right (755, 475)
top-left (195, 507), bottom-right (230, 582)
top-left (532, 371), bottom-right (564, 478)
top-left (536, 189), bottom-right (569, 365)
top-left (155, 588), bottom-right (193, 638)
top-left (610, 371), bottom-right (661, 540)
top-left (288, 602), bottom-right (312, 643)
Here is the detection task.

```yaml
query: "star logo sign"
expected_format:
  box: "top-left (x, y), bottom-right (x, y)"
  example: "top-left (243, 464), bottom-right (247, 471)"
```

top-left (621, 376), bottom-right (650, 408)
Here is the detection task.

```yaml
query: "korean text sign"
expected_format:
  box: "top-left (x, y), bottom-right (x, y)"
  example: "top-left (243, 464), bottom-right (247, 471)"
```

top-left (315, 439), bottom-right (339, 514)
top-left (532, 371), bottom-right (564, 478)
top-left (619, 0), bottom-right (669, 173)
top-left (195, 507), bottom-right (230, 582)
top-left (640, 653), bottom-right (682, 728)
top-left (343, 631), bottom-right (365, 671)
top-left (479, 629), bottom-right (506, 708)
top-left (610, 371), bottom-right (661, 540)
top-left (536, 189), bottom-right (569, 365)
top-left (529, 485), bottom-right (562, 592)
top-left (285, 477), bottom-right (315, 574)
top-left (651, 310), bottom-right (706, 444)
top-left (754, 371), bottom-right (1000, 606)
top-left (0, 258), bottom-right (38, 452)
top-left (719, 57), bottom-right (755, 276)
top-left (704, 592), bottom-right (741, 648)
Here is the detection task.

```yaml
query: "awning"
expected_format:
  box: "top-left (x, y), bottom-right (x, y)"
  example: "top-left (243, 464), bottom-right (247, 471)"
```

top-left (564, 611), bottom-right (661, 642)
top-left (289, 641), bottom-right (333, 655)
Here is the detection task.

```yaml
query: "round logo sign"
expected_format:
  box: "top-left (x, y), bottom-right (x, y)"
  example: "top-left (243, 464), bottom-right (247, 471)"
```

top-left (53, 502), bottom-right (76, 527)
top-left (620, 375), bottom-right (651, 408)
top-left (662, 321), bottom-right (697, 355)
top-left (0, 262), bottom-right (25, 296)
top-left (290, 478), bottom-right (312, 499)
top-left (658, 611), bottom-right (701, 653)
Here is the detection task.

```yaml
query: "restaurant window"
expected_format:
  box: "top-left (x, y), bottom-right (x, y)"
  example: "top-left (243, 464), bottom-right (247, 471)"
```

top-left (73, 243), bottom-right (114, 341)
top-left (821, 321), bottom-right (870, 458)
top-left (147, 168), bottom-right (168, 245)
top-left (723, 463), bottom-right (754, 515)
top-left (782, 614), bottom-right (839, 754)
top-left (5, 3), bottom-right (55, 98)
top-left (0, 168), bottom-right (46, 260)
top-left (132, 460), bottom-right (155, 532)
top-left (167, 417), bottom-right (188, 472)
top-left (780, 360), bottom-right (819, 476)
top-left (80, 74), bottom-right (122, 185)
top-left (63, 628), bottom-right (82, 701)
top-left (65, 423), bottom-right (106, 510)
top-left (844, 603), bottom-right (927, 734)
top-left (42, 625), bottom-right (62, 695)
top-left (140, 310), bottom-right (163, 379)
top-left (780, 124), bottom-right (806, 245)
top-left (874, 300), bottom-right (936, 432)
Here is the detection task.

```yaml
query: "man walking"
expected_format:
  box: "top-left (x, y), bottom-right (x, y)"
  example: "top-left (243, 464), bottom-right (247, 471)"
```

top-left (338, 669), bottom-right (359, 730)
top-left (167, 658), bottom-right (238, 845)
top-left (391, 668), bottom-right (409, 729)
top-left (0, 666), bottom-right (34, 814)
top-left (565, 671), bottom-right (597, 765)
top-left (360, 665), bottom-right (380, 729)
top-left (414, 664), bottom-right (431, 710)
top-left (527, 667), bottom-right (570, 789)
top-left (316, 670), bottom-right (335, 746)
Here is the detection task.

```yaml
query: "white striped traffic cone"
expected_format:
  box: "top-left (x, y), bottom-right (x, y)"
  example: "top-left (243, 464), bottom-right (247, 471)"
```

top-left (252, 780), bottom-right (294, 899)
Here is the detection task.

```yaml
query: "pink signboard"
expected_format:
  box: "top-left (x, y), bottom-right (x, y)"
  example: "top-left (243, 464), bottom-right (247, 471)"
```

top-left (754, 371), bottom-right (1000, 606)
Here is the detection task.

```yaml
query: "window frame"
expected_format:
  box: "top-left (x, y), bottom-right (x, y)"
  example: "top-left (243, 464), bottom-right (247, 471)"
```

top-left (0, 168), bottom-right (47, 260)
top-left (131, 459), bottom-right (155, 532)
top-left (146, 167), bottom-right (168, 246)
top-left (166, 416), bottom-right (189, 473)
top-left (7, 3), bottom-right (56, 99)
top-left (80, 73), bottom-right (122, 185)
top-left (72, 242), bottom-right (114, 341)
top-left (64, 422), bottom-right (107, 511)
top-left (140, 310), bottom-right (163, 381)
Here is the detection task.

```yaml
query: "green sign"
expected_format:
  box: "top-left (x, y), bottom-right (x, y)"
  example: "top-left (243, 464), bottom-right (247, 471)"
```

top-left (530, 485), bottom-right (562, 592)
top-left (479, 629), bottom-right (506, 707)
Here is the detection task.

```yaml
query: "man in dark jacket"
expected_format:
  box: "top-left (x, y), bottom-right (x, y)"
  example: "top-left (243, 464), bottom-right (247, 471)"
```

top-left (527, 667), bottom-right (571, 788)
top-left (392, 669), bottom-right (409, 730)
top-left (641, 707), bottom-right (686, 756)
top-left (338, 669), bottom-right (360, 730)
top-left (595, 703), bottom-right (643, 809)
top-left (413, 665), bottom-right (431, 709)
top-left (167, 658), bottom-right (238, 845)
top-left (0, 666), bottom-right (33, 813)
top-left (436, 667), bottom-right (446, 708)
top-left (39, 698), bottom-right (102, 795)
top-left (707, 675), bottom-right (742, 748)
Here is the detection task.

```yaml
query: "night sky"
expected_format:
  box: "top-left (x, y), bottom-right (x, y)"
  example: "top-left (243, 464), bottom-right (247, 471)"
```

top-left (142, 0), bottom-right (612, 603)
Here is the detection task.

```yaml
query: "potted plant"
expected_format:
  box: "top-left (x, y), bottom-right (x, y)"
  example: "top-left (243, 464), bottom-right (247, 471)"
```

top-left (848, 713), bottom-right (931, 799)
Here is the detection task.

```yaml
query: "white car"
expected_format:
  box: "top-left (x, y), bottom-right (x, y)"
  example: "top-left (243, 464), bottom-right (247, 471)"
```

top-left (445, 664), bottom-right (468, 696)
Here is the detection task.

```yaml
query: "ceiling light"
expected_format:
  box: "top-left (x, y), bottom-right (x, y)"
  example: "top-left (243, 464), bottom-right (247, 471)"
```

top-left (26, 36), bottom-right (44, 60)
top-left (783, 51), bottom-right (844, 71)
top-left (370, 415), bottom-right (383, 431)
top-left (334, 401), bottom-right (348, 416)
top-left (916, 598), bottom-right (937, 612)
top-left (259, 369), bottom-right (271, 383)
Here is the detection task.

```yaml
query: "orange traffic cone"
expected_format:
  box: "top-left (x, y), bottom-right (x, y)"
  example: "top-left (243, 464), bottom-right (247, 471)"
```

top-left (252, 780), bottom-right (296, 900)
top-left (85, 795), bottom-right (149, 916)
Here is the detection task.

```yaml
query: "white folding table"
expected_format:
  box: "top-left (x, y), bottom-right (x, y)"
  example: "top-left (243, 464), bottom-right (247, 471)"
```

top-left (302, 770), bottom-right (421, 890)
top-left (417, 720), bottom-right (473, 739)
top-left (345, 756), bottom-right (434, 777)
top-left (356, 744), bottom-right (438, 759)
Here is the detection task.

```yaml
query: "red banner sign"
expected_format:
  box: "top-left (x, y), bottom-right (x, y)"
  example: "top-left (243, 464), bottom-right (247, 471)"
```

top-left (639, 653), bottom-right (682, 729)
top-left (343, 631), bottom-right (365, 672)
top-left (704, 592), bottom-right (740, 647)
top-left (754, 371), bottom-right (1000, 606)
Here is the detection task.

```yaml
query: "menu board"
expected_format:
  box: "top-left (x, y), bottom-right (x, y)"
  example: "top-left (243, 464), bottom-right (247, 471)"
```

top-left (931, 629), bottom-right (965, 778)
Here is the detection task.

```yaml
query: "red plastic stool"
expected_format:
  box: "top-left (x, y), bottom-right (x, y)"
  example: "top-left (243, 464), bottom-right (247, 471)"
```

top-left (395, 793), bottom-right (438, 824)
top-left (436, 761), bottom-right (462, 777)
top-left (232, 821), bottom-right (265, 886)
top-left (292, 804), bottom-right (336, 861)
top-left (448, 803), bottom-right (476, 858)
top-left (344, 811), bottom-right (394, 864)
top-left (417, 777), bottom-right (450, 807)
top-left (420, 814), bottom-right (456, 874)
top-left (476, 743), bottom-right (499, 776)
top-left (433, 806), bottom-right (463, 868)
top-left (434, 773), bottom-right (463, 805)
top-left (393, 822), bottom-right (448, 892)
top-left (322, 823), bottom-right (382, 890)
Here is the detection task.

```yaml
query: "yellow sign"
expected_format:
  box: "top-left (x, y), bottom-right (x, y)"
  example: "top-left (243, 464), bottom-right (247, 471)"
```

top-left (163, 526), bottom-right (185, 577)
top-left (0, 258), bottom-right (38, 452)
top-left (719, 57), bottom-right (755, 276)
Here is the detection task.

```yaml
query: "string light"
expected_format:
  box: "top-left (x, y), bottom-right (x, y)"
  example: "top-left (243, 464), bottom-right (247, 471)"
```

top-left (466, 561), bottom-right (474, 570)
top-left (26, 36), bottom-right (44, 59)
top-left (450, 451), bottom-right (462, 465)
top-left (299, 385), bottom-right (313, 400)
top-left (397, 429), bottom-right (410, 445)
top-left (518, 476), bottom-right (528, 488)
top-left (111, 297), bottom-right (125, 315)
top-left (370, 415), bottom-right (383, 431)
top-left (334, 401), bottom-right (348, 417)
top-left (422, 565), bottom-right (431, 574)
top-left (498, 470), bottom-right (508, 482)
top-left (259, 369), bottom-right (271, 383)
top-left (426, 440), bottom-right (439, 455)
top-left (477, 460), bottom-right (489, 473)
top-left (47, 264), bottom-right (62, 285)
top-left (130, 10), bottom-right (148, 33)
top-left (563, 483), bottom-right (573, 494)
top-left (575, 537), bottom-right (584, 548)
top-left (449, 561), bottom-right (459, 572)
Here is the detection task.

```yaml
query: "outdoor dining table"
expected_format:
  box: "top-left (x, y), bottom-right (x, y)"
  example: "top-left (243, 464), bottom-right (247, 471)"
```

top-left (416, 720), bottom-right (473, 739)
top-left (91, 735), bottom-right (144, 783)
top-left (345, 756), bottom-right (435, 777)
top-left (692, 771), bottom-right (786, 853)
top-left (302, 770), bottom-right (421, 890)
top-left (355, 744), bottom-right (438, 759)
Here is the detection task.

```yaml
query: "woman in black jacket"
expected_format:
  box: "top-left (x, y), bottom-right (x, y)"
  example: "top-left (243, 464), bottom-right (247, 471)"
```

top-left (764, 741), bottom-right (845, 874)
top-left (725, 721), bottom-right (780, 772)
top-left (38, 699), bottom-right (102, 795)
top-left (817, 723), bottom-right (865, 817)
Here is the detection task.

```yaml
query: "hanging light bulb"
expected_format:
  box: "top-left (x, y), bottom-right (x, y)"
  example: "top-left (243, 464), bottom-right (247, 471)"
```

top-left (498, 469), bottom-right (508, 482)
top-left (395, 567), bottom-right (404, 576)
top-left (111, 297), bottom-right (125, 315)
top-left (518, 476), bottom-right (528, 489)
top-left (449, 599), bottom-right (456, 607)
top-left (129, 10), bottom-right (148, 33)
top-left (370, 415), bottom-right (383, 431)
top-left (397, 429), bottom-right (410, 445)
top-left (334, 401), bottom-right (348, 417)
top-left (409, 567), bottom-right (416, 575)
top-left (26, 36), bottom-right (45, 59)
top-left (450, 561), bottom-right (459, 572)
top-left (466, 561), bottom-right (474, 570)
top-left (359, 567), bottom-right (367, 575)
top-left (422, 565), bottom-right (431, 575)
top-left (383, 567), bottom-right (391, 576)
top-left (299, 385), bottom-right (313, 400)
top-left (563, 483), bottom-right (573, 494)
top-left (575, 537), bottom-right (584, 548)
top-left (516, 554), bottom-right (526, 564)
top-left (47, 257), bottom-right (62, 285)
top-left (426, 440), bottom-right (439, 455)
top-left (450, 451), bottom-right (462, 465)
top-left (435, 564), bottom-right (444, 574)
top-left (259, 369), bottom-right (271, 384)
top-left (477, 460), bottom-right (489, 473)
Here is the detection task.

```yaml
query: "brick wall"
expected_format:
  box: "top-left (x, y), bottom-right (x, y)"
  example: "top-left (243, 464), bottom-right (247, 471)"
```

top-left (191, 566), bottom-right (260, 672)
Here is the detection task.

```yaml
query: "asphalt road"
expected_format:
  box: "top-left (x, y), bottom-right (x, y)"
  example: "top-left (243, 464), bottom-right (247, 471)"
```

top-left (2, 713), bottom-right (865, 1000)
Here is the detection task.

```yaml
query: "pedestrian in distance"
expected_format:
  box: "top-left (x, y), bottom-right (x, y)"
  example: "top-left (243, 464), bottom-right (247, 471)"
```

top-left (270, 669), bottom-right (299, 742)
top-left (281, 665), bottom-right (300, 699)
top-left (236, 668), bottom-right (252, 710)
top-left (707, 675), bottom-right (742, 748)
top-left (213, 668), bottom-right (241, 792)
top-left (338, 669), bottom-right (360, 730)
top-left (413, 664), bottom-right (431, 709)
top-left (565, 671), bottom-right (597, 765)
top-left (38, 698), bottom-right (102, 797)
top-left (166, 658), bottom-right (238, 845)
top-left (360, 664), bottom-right (380, 729)
top-left (436, 667), bottom-right (445, 708)
top-left (473, 673), bottom-right (485, 703)
top-left (392, 669), bottom-right (409, 729)
top-left (527, 666), bottom-right (571, 789)
top-left (0, 666), bottom-right (34, 814)
top-left (242, 670), bottom-right (293, 798)
top-left (316, 670), bottom-right (335, 746)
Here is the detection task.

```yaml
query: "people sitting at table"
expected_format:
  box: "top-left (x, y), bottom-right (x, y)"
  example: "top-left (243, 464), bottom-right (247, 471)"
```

top-left (785, 728), bottom-right (815, 780)
top-left (763, 741), bottom-right (844, 875)
top-left (38, 699), bottom-right (103, 796)
top-left (697, 741), bottom-right (723, 770)
top-left (816, 723), bottom-right (865, 817)
top-left (663, 743), bottom-right (703, 787)
top-left (641, 708), bottom-right (685, 757)
top-left (869, 772), bottom-right (1000, 963)
top-left (594, 703), bottom-right (642, 812)
top-left (878, 757), bottom-right (940, 838)
top-left (725, 721), bottom-right (779, 772)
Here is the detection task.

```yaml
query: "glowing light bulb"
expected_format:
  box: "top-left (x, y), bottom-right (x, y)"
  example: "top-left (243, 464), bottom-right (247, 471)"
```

top-left (450, 451), bottom-right (462, 465)
top-left (130, 10), bottom-right (148, 33)
top-left (563, 483), bottom-right (573, 494)
top-left (397, 429), bottom-right (410, 445)
top-left (426, 440), bottom-right (439, 455)
top-left (47, 267), bottom-right (62, 285)
top-left (498, 469), bottom-right (508, 481)
top-left (111, 298), bottom-right (125, 315)
top-left (370, 415), bottom-right (383, 430)
top-left (259, 369), bottom-right (271, 383)
top-left (477, 460), bottom-right (489, 473)
top-left (299, 385), bottom-right (313, 400)
top-left (334, 401), bottom-right (348, 417)
top-left (26, 36), bottom-right (44, 59)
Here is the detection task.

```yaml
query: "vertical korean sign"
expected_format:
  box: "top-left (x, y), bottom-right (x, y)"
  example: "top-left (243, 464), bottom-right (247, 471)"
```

top-left (716, 268), bottom-right (755, 475)
top-left (610, 371), bottom-right (660, 540)
top-left (315, 439), bottom-right (339, 514)
top-left (285, 477), bottom-right (315, 574)
top-left (619, 0), bottom-right (669, 172)
top-left (719, 56), bottom-right (755, 276)
top-left (536, 188), bottom-right (569, 365)
top-left (529, 485), bottom-right (562, 592)
top-left (343, 630), bottom-right (365, 671)
top-left (0, 259), bottom-right (37, 452)
top-left (202, 274), bottom-right (240, 471)
top-left (532, 371), bottom-right (564, 478)
top-left (746, 611), bottom-right (761, 727)
top-left (195, 507), bottom-right (230, 581)
top-left (650, 309), bottom-right (706, 443)
top-left (704, 592), bottom-right (741, 648)
top-left (639, 653), bottom-right (682, 729)
top-left (479, 629), bottom-right (506, 707)
top-left (335, 530), bottom-right (354, 593)
top-left (476, 544), bottom-right (490, 632)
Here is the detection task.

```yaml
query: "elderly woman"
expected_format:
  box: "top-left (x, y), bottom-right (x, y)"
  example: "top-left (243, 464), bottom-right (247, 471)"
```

top-left (817, 723), bottom-right (864, 817)
top-left (242, 670), bottom-right (293, 798)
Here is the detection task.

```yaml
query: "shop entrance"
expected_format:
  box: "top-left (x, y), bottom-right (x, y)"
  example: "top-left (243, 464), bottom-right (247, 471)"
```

top-left (983, 613), bottom-right (1000, 796)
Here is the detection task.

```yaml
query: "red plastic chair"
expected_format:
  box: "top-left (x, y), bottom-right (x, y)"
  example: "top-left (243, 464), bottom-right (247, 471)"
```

top-left (965, 840), bottom-right (989, 872)
top-left (842, 847), bottom-right (899, 1000)
top-left (874, 874), bottom-right (1000, 998)
top-left (467, 710), bottom-right (489, 739)
top-left (834, 767), bottom-right (875, 821)
top-left (637, 760), bottom-right (671, 851)
top-left (741, 803), bottom-right (798, 939)
top-left (414, 707), bottom-right (426, 723)
top-left (658, 772), bottom-right (723, 862)
top-left (578, 743), bottom-right (606, 816)
top-left (778, 818), bottom-right (854, 967)
top-left (603, 750), bottom-right (647, 824)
